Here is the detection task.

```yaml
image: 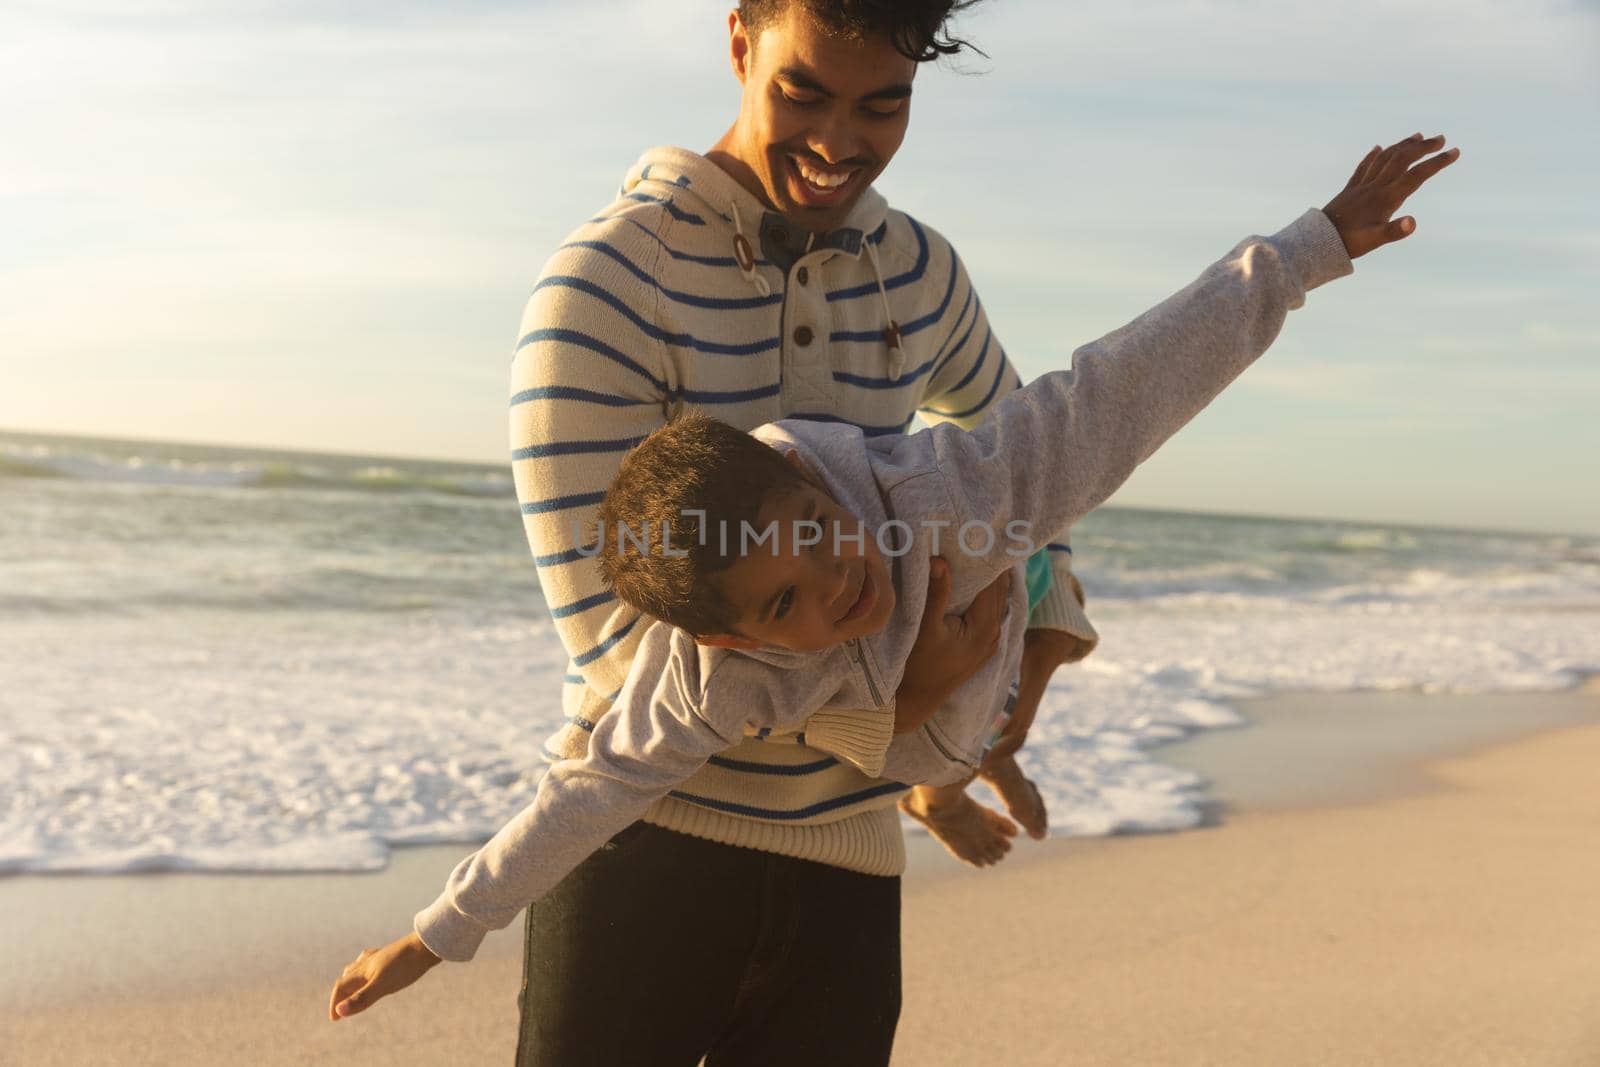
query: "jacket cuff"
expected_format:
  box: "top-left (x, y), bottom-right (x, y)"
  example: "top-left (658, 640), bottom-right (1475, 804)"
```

top-left (804, 705), bottom-right (896, 778)
top-left (1274, 208), bottom-right (1355, 294)
top-left (1027, 566), bottom-right (1100, 663)
top-left (414, 892), bottom-right (489, 963)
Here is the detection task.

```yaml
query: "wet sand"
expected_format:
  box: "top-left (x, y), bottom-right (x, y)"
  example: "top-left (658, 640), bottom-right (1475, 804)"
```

top-left (893, 685), bottom-right (1600, 1067)
top-left (3, 685), bottom-right (1597, 1066)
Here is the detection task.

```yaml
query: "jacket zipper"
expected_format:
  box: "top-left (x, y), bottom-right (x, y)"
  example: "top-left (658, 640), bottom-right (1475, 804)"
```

top-left (923, 722), bottom-right (965, 765)
top-left (850, 638), bottom-right (884, 706)
top-left (853, 637), bottom-right (976, 770)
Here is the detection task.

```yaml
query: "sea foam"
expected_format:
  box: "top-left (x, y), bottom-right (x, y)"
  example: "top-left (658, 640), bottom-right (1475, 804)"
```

top-left (3, 431), bottom-right (1597, 874)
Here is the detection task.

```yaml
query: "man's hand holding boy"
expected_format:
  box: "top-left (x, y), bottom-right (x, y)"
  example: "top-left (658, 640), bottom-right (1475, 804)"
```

top-left (894, 558), bottom-right (1012, 733)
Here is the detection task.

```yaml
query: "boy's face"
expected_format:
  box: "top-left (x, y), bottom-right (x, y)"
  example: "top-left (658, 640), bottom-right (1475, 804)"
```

top-left (698, 469), bottom-right (897, 654)
top-left (721, 5), bottom-right (916, 234)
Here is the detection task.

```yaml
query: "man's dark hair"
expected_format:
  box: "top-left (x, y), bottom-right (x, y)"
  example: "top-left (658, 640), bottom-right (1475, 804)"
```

top-left (596, 412), bottom-right (817, 637)
top-left (738, 0), bottom-right (986, 63)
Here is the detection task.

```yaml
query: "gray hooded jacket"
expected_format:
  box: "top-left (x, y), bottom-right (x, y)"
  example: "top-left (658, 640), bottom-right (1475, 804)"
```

top-left (415, 207), bottom-right (1353, 961)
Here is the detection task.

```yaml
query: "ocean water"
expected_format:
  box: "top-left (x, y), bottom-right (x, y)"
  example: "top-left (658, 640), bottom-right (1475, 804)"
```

top-left (3, 430), bottom-right (1597, 874)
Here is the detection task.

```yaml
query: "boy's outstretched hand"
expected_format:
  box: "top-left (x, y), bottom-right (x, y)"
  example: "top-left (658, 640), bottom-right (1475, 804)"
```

top-left (328, 931), bottom-right (442, 1022)
top-left (1322, 132), bottom-right (1460, 259)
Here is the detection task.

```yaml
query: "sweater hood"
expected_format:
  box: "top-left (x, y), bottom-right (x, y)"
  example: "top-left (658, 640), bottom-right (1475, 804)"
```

top-left (743, 419), bottom-right (907, 658)
top-left (621, 147), bottom-right (908, 374)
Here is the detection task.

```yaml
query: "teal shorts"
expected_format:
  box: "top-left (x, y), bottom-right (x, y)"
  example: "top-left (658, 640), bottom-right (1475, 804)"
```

top-left (1024, 551), bottom-right (1052, 614)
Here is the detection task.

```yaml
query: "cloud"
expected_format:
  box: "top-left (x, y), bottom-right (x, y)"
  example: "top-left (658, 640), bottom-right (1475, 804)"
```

top-left (1, 0), bottom-right (1596, 535)
top-left (1523, 321), bottom-right (1600, 349)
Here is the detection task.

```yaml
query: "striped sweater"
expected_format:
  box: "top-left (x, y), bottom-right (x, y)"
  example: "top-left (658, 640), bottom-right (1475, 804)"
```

top-left (510, 146), bottom-right (1098, 877)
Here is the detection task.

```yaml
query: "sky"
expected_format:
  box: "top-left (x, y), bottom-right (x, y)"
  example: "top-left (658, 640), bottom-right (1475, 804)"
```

top-left (2, 0), bottom-right (1597, 535)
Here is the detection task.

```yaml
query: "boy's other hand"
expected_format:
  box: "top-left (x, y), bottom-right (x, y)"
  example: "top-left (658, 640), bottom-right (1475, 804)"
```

top-left (895, 558), bottom-right (1010, 728)
top-left (1322, 132), bottom-right (1460, 259)
top-left (328, 932), bottom-right (442, 1022)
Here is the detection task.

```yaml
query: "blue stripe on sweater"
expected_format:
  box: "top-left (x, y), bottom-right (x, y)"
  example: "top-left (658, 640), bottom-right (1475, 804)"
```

top-left (831, 326), bottom-right (899, 344)
top-left (516, 327), bottom-right (666, 391)
top-left (559, 240), bottom-right (783, 311)
top-left (782, 411), bottom-right (915, 437)
top-left (536, 543), bottom-right (600, 567)
top-left (889, 241), bottom-right (961, 336)
top-left (548, 589), bottom-right (615, 619)
top-left (584, 209), bottom-right (917, 308)
top-left (1047, 542), bottom-right (1074, 555)
top-left (831, 353), bottom-right (939, 390)
top-left (512, 381), bottom-right (781, 411)
top-left (532, 277), bottom-right (780, 357)
top-left (826, 216), bottom-right (930, 301)
top-left (667, 780), bottom-right (910, 820)
top-left (512, 435), bottom-right (646, 461)
top-left (536, 711), bottom-right (615, 763)
top-left (929, 294), bottom-right (981, 385)
top-left (828, 240), bottom-right (959, 343)
top-left (927, 355), bottom-right (1013, 421)
top-left (641, 170), bottom-right (691, 189)
top-left (680, 382), bottom-right (783, 405)
top-left (510, 386), bottom-right (657, 408)
top-left (521, 490), bottom-right (605, 515)
top-left (623, 191), bottom-right (705, 225)
top-left (705, 753), bottom-right (840, 776)
top-left (612, 216), bottom-right (770, 268)
top-left (939, 328), bottom-right (994, 399)
top-left (571, 614), bottom-right (641, 667)
top-left (930, 287), bottom-right (975, 366)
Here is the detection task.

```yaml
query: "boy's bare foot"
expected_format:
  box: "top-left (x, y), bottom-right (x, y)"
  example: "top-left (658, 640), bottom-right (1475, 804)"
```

top-left (899, 785), bottom-right (1018, 867)
top-left (979, 755), bottom-right (1049, 840)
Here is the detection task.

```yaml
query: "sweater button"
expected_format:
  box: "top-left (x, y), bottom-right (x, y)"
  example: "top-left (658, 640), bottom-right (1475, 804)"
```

top-left (771, 226), bottom-right (790, 245)
top-left (796, 266), bottom-right (809, 286)
top-left (794, 325), bottom-right (814, 346)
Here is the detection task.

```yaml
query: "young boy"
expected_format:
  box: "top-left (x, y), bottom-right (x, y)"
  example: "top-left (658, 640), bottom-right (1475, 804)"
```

top-left (328, 132), bottom-right (1460, 1019)
top-left (589, 409), bottom-right (1073, 866)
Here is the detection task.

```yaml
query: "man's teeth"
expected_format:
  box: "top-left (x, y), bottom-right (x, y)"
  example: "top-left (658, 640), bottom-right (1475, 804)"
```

top-left (795, 159), bottom-right (851, 189)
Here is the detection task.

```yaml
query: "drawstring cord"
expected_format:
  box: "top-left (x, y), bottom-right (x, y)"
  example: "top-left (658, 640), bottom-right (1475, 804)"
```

top-left (730, 198), bottom-right (899, 376)
top-left (865, 241), bottom-right (904, 378)
top-left (729, 201), bottom-right (771, 297)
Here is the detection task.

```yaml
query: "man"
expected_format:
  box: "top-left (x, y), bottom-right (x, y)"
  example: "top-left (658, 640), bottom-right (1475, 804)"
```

top-left (488, 1), bottom-right (1454, 1063)
top-left (322, 0), bottom-right (1460, 1056)
top-left (508, 1), bottom-right (1094, 1062)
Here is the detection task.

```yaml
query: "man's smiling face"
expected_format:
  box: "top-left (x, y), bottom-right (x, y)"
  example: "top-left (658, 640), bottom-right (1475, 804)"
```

top-left (720, 5), bottom-right (917, 233)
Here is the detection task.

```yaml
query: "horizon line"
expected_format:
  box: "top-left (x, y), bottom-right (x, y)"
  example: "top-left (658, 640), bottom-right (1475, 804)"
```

top-left (2, 422), bottom-right (1593, 542)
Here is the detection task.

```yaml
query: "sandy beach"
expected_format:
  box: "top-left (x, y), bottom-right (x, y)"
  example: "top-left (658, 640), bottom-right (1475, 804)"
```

top-left (4, 686), bottom-right (1598, 1066)
top-left (894, 687), bottom-right (1600, 1067)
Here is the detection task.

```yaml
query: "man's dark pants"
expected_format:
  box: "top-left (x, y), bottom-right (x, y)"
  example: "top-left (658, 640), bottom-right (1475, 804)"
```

top-left (516, 821), bottom-right (902, 1066)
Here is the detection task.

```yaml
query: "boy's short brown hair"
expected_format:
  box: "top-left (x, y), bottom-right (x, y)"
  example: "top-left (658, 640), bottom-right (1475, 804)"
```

top-left (596, 413), bottom-right (815, 637)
